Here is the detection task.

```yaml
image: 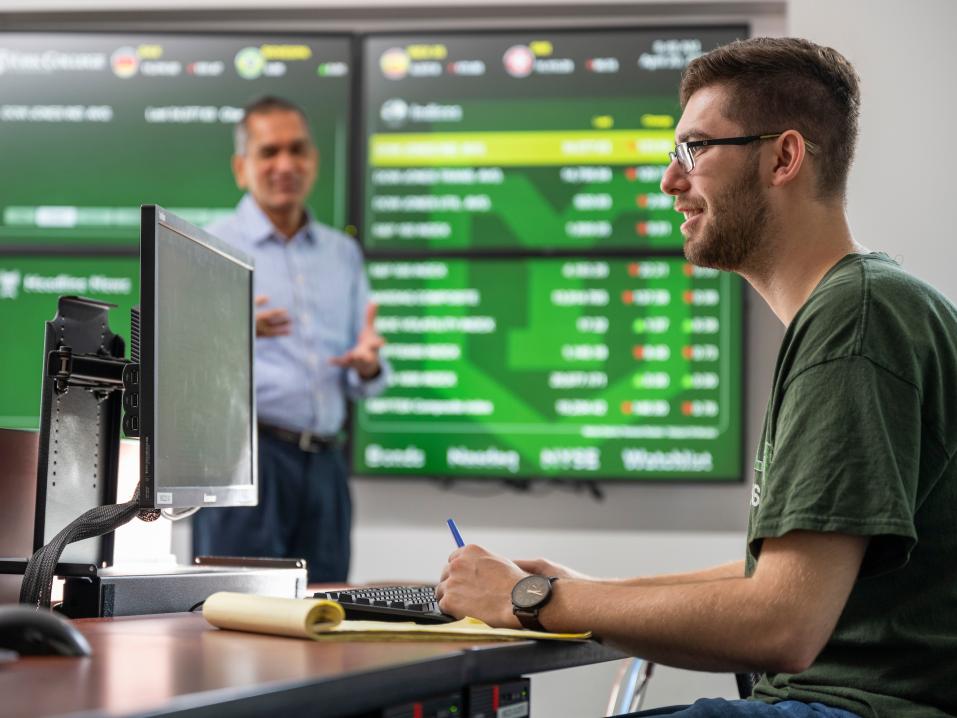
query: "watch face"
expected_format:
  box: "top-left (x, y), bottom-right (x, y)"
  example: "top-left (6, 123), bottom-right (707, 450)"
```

top-left (511, 575), bottom-right (552, 609)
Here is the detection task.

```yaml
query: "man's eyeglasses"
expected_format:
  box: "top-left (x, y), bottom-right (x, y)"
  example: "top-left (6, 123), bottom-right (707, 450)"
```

top-left (668, 133), bottom-right (820, 174)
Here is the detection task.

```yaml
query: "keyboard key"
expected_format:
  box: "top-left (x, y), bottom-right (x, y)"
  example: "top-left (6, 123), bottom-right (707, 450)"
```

top-left (311, 586), bottom-right (455, 624)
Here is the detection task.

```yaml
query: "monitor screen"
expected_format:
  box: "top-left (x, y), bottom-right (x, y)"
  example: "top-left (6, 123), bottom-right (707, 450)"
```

top-left (351, 256), bottom-right (743, 481)
top-left (139, 205), bottom-right (256, 508)
top-left (0, 255), bottom-right (139, 429)
top-left (361, 27), bottom-right (746, 253)
top-left (0, 32), bottom-right (353, 249)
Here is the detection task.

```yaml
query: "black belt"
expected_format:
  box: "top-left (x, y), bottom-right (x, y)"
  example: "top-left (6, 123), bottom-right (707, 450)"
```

top-left (257, 422), bottom-right (340, 453)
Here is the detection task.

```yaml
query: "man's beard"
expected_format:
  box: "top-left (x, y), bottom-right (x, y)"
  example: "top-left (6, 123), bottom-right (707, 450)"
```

top-left (683, 157), bottom-right (769, 273)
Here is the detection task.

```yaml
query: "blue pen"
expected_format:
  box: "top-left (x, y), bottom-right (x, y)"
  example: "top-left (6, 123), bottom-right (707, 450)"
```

top-left (447, 518), bottom-right (465, 548)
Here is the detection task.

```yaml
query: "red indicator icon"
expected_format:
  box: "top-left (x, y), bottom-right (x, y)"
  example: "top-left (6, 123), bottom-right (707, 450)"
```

top-left (624, 167), bottom-right (638, 181)
top-left (503, 45), bottom-right (535, 78)
top-left (627, 263), bottom-right (640, 277)
top-left (621, 290), bottom-right (633, 304)
top-left (621, 401), bottom-right (633, 415)
top-left (681, 401), bottom-right (694, 416)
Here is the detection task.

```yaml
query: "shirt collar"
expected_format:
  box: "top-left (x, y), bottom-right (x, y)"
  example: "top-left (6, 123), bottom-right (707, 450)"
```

top-left (237, 193), bottom-right (316, 246)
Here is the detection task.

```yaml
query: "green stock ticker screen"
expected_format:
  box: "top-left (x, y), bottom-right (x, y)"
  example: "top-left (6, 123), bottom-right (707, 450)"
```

top-left (0, 255), bottom-right (139, 429)
top-left (362, 27), bottom-right (746, 253)
top-left (0, 32), bottom-right (352, 248)
top-left (351, 256), bottom-right (743, 481)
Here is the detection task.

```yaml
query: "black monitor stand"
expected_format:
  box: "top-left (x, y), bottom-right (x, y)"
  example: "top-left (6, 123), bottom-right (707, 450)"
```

top-left (35, 295), bottom-right (130, 568)
top-left (0, 296), bottom-right (141, 588)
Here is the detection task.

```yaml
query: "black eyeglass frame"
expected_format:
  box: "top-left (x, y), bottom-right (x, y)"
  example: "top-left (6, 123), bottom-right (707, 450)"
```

top-left (669, 132), bottom-right (819, 174)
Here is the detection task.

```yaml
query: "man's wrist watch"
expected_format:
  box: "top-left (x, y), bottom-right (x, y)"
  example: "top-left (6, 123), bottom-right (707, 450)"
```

top-left (511, 575), bottom-right (558, 631)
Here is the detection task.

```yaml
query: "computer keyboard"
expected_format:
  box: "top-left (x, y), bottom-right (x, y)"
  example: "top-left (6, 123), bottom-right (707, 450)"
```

top-left (313, 585), bottom-right (455, 624)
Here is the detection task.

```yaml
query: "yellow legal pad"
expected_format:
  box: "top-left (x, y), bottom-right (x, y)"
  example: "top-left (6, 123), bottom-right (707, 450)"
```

top-left (202, 591), bottom-right (591, 642)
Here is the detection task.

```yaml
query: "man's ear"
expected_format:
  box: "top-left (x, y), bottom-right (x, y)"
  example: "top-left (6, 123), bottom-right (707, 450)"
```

top-left (768, 130), bottom-right (809, 188)
top-left (231, 154), bottom-right (248, 191)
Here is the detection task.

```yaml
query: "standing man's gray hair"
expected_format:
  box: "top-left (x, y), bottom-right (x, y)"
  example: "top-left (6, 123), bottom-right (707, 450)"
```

top-left (233, 96), bottom-right (312, 156)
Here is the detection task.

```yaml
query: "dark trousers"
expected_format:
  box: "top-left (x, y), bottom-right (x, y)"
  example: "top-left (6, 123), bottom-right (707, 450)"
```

top-left (192, 431), bottom-right (351, 583)
top-left (621, 700), bottom-right (861, 717)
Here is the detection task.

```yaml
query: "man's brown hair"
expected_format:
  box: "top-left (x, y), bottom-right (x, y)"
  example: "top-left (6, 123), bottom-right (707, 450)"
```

top-left (680, 37), bottom-right (861, 200)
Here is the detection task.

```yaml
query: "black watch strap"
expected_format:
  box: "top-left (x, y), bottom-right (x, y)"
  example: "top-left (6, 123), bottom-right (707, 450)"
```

top-left (514, 609), bottom-right (549, 632)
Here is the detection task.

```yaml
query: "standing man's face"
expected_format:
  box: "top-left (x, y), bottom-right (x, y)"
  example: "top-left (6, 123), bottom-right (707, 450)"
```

top-left (660, 85), bottom-right (769, 272)
top-left (232, 109), bottom-right (318, 218)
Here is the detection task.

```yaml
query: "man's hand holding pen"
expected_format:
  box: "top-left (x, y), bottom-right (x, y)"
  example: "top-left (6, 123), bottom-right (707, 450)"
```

top-left (435, 543), bottom-right (527, 629)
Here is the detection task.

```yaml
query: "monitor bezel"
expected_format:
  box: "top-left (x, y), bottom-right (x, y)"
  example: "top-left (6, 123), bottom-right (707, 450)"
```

top-left (138, 204), bottom-right (258, 509)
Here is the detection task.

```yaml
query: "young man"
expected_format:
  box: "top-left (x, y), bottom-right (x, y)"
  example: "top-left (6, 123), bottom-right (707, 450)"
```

top-left (192, 97), bottom-right (389, 583)
top-left (435, 38), bottom-right (957, 717)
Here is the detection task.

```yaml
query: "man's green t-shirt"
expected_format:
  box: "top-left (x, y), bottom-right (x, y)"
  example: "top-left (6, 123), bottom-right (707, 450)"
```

top-left (747, 253), bottom-right (957, 718)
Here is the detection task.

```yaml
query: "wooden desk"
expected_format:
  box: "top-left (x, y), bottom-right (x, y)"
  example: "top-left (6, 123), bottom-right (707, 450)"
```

top-left (0, 613), bottom-right (625, 718)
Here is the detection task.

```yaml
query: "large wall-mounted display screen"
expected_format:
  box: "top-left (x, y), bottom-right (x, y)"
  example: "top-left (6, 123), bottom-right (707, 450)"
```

top-left (0, 255), bottom-right (139, 429)
top-left (0, 33), bottom-right (352, 248)
top-left (0, 26), bottom-right (749, 484)
top-left (351, 256), bottom-right (743, 480)
top-left (361, 28), bottom-right (746, 253)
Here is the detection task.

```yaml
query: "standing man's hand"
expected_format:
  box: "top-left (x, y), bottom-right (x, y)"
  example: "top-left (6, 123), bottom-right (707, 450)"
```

top-left (255, 295), bottom-right (293, 337)
top-left (435, 544), bottom-right (528, 628)
top-left (330, 302), bottom-right (385, 379)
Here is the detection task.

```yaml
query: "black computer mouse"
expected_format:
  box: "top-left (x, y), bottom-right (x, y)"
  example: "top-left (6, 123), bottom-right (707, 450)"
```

top-left (0, 605), bottom-right (92, 657)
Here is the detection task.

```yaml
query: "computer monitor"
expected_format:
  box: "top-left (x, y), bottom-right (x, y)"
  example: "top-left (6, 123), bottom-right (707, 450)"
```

top-left (137, 205), bottom-right (256, 509)
top-left (354, 27), bottom-right (747, 483)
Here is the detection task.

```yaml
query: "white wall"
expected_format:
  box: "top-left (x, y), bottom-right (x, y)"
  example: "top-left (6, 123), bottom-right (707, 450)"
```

top-left (789, 0), bottom-right (957, 299)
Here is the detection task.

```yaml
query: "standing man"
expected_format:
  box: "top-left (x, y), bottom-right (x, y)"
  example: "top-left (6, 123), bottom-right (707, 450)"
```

top-left (192, 96), bottom-right (389, 583)
top-left (436, 38), bottom-right (957, 717)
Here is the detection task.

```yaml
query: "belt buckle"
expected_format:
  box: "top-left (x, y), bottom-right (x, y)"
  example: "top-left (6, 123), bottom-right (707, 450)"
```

top-left (298, 431), bottom-right (316, 453)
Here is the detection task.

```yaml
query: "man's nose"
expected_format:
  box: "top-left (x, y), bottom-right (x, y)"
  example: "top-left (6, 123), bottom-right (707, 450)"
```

top-left (274, 150), bottom-right (298, 172)
top-left (660, 158), bottom-right (689, 196)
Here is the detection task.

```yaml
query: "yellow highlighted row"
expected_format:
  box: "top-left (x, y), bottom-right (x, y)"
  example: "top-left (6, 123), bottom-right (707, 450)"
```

top-left (369, 130), bottom-right (675, 167)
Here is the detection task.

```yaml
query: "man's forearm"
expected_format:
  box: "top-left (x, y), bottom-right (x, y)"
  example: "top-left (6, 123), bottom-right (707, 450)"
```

top-left (439, 536), bottom-right (862, 677)
top-left (537, 573), bottom-right (799, 674)
top-left (623, 559), bottom-right (746, 587)
top-left (594, 560), bottom-right (745, 588)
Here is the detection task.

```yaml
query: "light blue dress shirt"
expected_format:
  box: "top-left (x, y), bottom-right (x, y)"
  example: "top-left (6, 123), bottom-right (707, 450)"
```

top-left (206, 194), bottom-right (389, 436)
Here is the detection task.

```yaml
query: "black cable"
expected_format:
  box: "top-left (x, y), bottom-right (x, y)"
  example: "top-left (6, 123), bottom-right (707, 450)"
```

top-left (20, 497), bottom-right (140, 609)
